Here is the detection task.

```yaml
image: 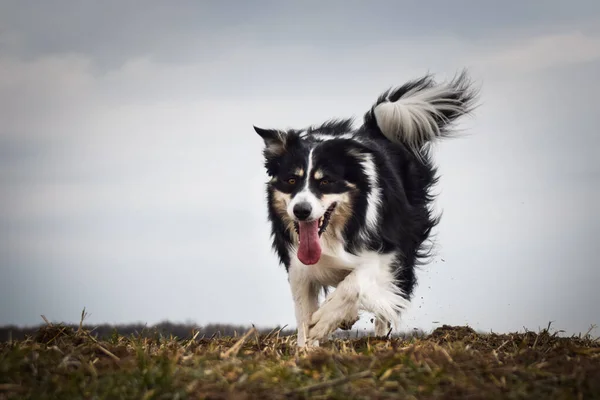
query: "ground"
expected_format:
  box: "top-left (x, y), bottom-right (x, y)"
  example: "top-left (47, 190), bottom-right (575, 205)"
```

top-left (1, 322), bottom-right (599, 399)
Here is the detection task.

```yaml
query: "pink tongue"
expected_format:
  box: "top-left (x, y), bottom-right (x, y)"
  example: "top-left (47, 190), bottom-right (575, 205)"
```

top-left (298, 220), bottom-right (321, 265)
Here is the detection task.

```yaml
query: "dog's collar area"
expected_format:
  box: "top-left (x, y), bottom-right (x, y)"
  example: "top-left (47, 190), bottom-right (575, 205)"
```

top-left (293, 202), bottom-right (337, 237)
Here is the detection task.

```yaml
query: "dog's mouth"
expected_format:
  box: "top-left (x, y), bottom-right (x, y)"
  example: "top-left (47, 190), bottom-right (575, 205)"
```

top-left (294, 203), bottom-right (336, 237)
top-left (294, 203), bottom-right (336, 266)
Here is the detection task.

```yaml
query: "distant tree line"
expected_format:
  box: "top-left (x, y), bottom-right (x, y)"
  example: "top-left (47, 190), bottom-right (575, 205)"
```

top-left (0, 322), bottom-right (283, 342)
top-left (0, 321), bottom-right (428, 342)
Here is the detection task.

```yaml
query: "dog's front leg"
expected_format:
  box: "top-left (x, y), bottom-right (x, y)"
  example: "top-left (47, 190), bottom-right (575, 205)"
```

top-left (306, 272), bottom-right (360, 343)
top-left (288, 264), bottom-right (320, 347)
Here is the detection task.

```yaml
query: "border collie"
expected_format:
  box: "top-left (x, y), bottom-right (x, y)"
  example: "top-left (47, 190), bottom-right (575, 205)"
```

top-left (253, 70), bottom-right (479, 347)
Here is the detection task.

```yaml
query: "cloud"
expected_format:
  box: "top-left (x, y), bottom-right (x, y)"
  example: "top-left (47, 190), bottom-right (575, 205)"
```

top-left (469, 31), bottom-right (600, 74)
top-left (2, 0), bottom-right (599, 67)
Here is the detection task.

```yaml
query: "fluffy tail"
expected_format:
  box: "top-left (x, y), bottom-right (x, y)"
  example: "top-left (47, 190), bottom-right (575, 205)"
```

top-left (363, 70), bottom-right (480, 155)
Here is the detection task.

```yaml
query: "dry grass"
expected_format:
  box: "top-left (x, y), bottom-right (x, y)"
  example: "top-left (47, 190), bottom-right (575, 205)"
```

top-left (1, 318), bottom-right (599, 399)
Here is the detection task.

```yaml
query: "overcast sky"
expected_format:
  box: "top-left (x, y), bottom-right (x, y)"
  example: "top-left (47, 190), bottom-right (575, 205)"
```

top-left (1, 1), bottom-right (599, 336)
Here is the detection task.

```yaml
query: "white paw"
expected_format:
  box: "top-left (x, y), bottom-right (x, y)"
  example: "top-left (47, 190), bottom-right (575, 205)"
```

top-left (374, 318), bottom-right (391, 337)
top-left (297, 340), bottom-right (320, 349)
top-left (296, 333), bottom-right (319, 348)
top-left (307, 292), bottom-right (359, 342)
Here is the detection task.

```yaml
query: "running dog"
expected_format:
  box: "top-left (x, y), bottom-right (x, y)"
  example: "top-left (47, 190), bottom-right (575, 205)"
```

top-left (253, 71), bottom-right (479, 346)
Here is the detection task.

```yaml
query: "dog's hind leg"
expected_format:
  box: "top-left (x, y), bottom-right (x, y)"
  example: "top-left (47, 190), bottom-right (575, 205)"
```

top-left (374, 317), bottom-right (392, 337)
top-left (356, 255), bottom-right (408, 335)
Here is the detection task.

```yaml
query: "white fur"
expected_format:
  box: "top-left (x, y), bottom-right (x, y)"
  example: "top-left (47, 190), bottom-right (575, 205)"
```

top-left (374, 317), bottom-right (391, 337)
top-left (306, 277), bottom-right (359, 342)
top-left (288, 263), bottom-right (321, 347)
top-left (373, 82), bottom-right (466, 153)
top-left (357, 153), bottom-right (382, 241)
top-left (311, 133), bottom-right (356, 141)
top-left (287, 149), bottom-right (323, 221)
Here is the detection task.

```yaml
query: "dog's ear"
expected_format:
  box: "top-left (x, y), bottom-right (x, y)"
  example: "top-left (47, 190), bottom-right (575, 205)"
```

top-left (253, 126), bottom-right (287, 156)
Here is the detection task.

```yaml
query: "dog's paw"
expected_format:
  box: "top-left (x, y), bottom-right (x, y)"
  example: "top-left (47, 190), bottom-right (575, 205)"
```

top-left (296, 336), bottom-right (319, 348)
top-left (307, 294), bottom-right (359, 342)
top-left (374, 318), bottom-right (392, 337)
top-left (339, 316), bottom-right (359, 331)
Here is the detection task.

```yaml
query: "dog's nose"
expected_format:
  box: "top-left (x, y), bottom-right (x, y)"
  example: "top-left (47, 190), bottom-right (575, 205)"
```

top-left (293, 202), bottom-right (312, 221)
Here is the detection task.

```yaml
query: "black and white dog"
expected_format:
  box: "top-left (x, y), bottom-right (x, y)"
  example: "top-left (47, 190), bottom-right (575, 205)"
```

top-left (253, 71), bottom-right (479, 347)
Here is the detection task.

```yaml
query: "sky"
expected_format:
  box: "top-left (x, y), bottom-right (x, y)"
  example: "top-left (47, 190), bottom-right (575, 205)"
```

top-left (1, 0), bottom-right (599, 336)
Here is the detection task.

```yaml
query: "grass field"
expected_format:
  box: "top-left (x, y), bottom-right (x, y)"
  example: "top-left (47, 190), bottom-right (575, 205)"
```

top-left (1, 319), bottom-right (599, 399)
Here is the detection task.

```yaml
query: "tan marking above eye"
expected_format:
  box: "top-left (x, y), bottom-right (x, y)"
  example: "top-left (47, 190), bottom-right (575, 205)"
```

top-left (313, 169), bottom-right (324, 180)
top-left (294, 168), bottom-right (305, 177)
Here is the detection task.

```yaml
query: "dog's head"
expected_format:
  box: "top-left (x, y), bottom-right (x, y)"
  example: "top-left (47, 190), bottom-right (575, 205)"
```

top-left (254, 122), bottom-right (373, 265)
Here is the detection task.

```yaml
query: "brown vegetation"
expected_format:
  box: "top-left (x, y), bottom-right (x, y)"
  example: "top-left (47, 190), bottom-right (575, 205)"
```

top-left (1, 315), bottom-right (599, 399)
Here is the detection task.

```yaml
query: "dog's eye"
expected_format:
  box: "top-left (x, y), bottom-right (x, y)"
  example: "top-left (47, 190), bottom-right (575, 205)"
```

top-left (320, 180), bottom-right (329, 186)
top-left (287, 178), bottom-right (296, 185)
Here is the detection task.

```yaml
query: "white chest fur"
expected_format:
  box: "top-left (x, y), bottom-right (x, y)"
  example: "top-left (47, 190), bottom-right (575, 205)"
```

top-left (289, 236), bottom-right (397, 289)
top-left (287, 234), bottom-right (409, 341)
